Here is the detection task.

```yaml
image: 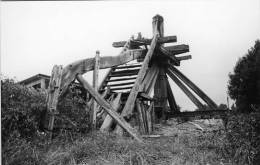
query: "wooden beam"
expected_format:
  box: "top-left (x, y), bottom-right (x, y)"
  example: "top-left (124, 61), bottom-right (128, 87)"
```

top-left (165, 78), bottom-right (179, 113)
top-left (76, 75), bottom-right (143, 143)
top-left (91, 51), bottom-right (100, 129)
top-left (100, 93), bottom-right (122, 132)
top-left (136, 99), bottom-right (146, 134)
top-left (98, 68), bottom-right (115, 91)
top-left (59, 48), bottom-right (147, 97)
top-left (120, 33), bottom-right (159, 118)
top-left (164, 44), bottom-right (189, 55)
top-left (112, 36), bottom-right (177, 48)
top-left (146, 102), bottom-right (153, 134)
top-left (107, 82), bottom-right (135, 87)
top-left (168, 65), bottom-right (218, 109)
top-left (176, 55), bottom-right (192, 61)
top-left (106, 77), bottom-right (137, 82)
top-left (46, 65), bottom-right (63, 140)
top-left (114, 64), bottom-right (141, 69)
top-left (109, 86), bottom-right (133, 91)
top-left (166, 68), bottom-right (205, 110)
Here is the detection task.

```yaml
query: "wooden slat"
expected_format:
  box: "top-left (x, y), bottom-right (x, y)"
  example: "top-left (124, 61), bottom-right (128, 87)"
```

top-left (165, 78), bottom-right (179, 112)
top-left (98, 68), bottom-right (115, 91)
top-left (76, 75), bottom-right (143, 143)
top-left (106, 77), bottom-right (137, 82)
top-left (100, 93), bottom-right (122, 132)
top-left (114, 64), bottom-right (142, 69)
top-left (176, 55), bottom-right (192, 61)
top-left (109, 86), bottom-right (133, 91)
top-left (168, 65), bottom-right (218, 109)
top-left (109, 72), bottom-right (139, 77)
top-left (164, 44), bottom-right (189, 55)
top-left (110, 69), bottom-right (139, 76)
top-left (112, 36), bottom-right (177, 48)
top-left (166, 68), bottom-right (205, 110)
top-left (108, 82), bottom-right (135, 87)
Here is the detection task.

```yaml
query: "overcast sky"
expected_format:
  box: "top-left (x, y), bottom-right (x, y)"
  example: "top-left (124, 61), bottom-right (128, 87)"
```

top-left (1, 0), bottom-right (260, 110)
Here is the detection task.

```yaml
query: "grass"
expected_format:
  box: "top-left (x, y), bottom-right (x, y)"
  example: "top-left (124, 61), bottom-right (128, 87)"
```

top-left (2, 121), bottom-right (233, 165)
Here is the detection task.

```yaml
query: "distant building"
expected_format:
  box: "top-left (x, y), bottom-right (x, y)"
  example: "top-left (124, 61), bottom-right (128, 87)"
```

top-left (19, 74), bottom-right (50, 90)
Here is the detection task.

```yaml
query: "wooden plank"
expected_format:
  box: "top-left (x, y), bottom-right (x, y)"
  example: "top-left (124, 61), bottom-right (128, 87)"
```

top-left (91, 51), bottom-right (100, 129)
top-left (98, 68), bottom-right (115, 91)
top-left (165, 78), bottom-right (179, 112)
top-left (106, 77), bottom-right (137, 82)
top-left (164, 44), bottom-right (189, 55)
top-left (59, 48), bottom-right (147, 97)
top-left (114, 64), bottom-right (141, 69)
top-left (109, 72), bottom-right (139, 77)
top-left (100, 93), bottom-right (122, 132)
top-left (146, 102), bottom-right (153, 134)
top-left (110, 69), bottom-right (139, 76)
top-left (46, 65), bottom-right (63, 140)
top-left (136, 99), bottom-right (146, 134)
top-left (166, 68), bottom-right (205, 110)
top-left (108, 82), bottom-right (135, 87)
top-left (176, 55), bottom-right (192, 61)
top-left (168, 65), bottom-right (218, 109)
top-left (76, 75), bottom-right (143, 143)
top-left (109, 86), bottom-right (133, 91)
top-left (112, 36), bottom-right (177, 48)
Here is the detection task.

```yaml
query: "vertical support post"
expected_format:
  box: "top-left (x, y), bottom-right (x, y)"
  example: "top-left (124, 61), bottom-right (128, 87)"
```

top-left (153, 15), bottom-right (168, 122)
top-left (91, 50), bottom-right (100, 129)
top-left (46, 65), bottom-right (63, 140)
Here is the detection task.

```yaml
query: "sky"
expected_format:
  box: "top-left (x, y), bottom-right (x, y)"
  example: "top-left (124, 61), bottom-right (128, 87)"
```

top-left (1, 0), bottom-right (260, 110)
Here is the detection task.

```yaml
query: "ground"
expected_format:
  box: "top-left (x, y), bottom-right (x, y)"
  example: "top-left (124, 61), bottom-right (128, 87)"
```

top-left (44, 118), bottom-right (232, 165)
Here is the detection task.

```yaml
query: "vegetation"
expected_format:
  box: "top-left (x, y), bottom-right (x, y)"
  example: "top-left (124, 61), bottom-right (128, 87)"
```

top-left (228, 40), bottom-right (260, 112)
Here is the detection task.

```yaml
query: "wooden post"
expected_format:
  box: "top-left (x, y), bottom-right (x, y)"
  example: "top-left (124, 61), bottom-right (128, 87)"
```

top-left (146, 102), bottom-right (153, 134)
top-left (152, 15), bottom-right (168, 122)
top-left (76, 75), bottom-right (143, 143)
top-left (168, 65), bottom-right (217, 109)
top-left (91, 50), bottom-right (100, 129)
top-left (167, 68), bottom-right (205, 110)
top-left (166, 78), bottom-right (179, 113)
top-left (100, 93), bottom-right (122, 132)
top-left (46, 65), bottom-right (63, 140)
top-left (136, 99), bottom-right (146, 134)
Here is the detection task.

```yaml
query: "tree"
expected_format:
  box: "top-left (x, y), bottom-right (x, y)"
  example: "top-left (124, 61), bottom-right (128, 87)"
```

top-left (228, 40), bottom-right (260, 112)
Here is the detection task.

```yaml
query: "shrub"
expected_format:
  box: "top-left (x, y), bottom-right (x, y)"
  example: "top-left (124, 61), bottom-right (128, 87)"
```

top-left (225, 111), bottom-right (260, 164)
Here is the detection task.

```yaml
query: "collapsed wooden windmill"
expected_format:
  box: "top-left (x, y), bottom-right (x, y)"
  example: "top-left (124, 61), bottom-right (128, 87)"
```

top-left (46, 15), bottom-right (218, 142)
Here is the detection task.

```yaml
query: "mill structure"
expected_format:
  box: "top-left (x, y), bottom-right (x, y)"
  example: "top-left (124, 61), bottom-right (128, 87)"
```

top-left (46, 15), bottom-right (223, 143)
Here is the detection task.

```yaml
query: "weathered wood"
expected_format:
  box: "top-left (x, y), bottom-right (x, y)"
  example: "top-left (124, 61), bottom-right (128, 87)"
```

top-left (110, 69), bottom-right (139, 76)
top-left (165, 78), bottom-right (179, 112)
top-left (166, 68), bottom-right (205, 110)
top-left (109, 72), bottom-right (139, 77)
top-left (168, 65), bottom-right (218, 109)
top-left (176, 55), bottom-right (192, 61)
top-left (138, 92), bottom-right (154, 101)
top-left (106, 77), bottom-right (137, 82)
top-left (59, 48), bottom-right (147, 96)
top-left (112, 36), bottom-right (177, 48)
top-left (76, 75), bottom-right (143, 143)
top-left (142, 63), bottom-right (159, 93)
top-left (114, 64), bottom-right (141, 69)
top-left (108, 82), bottom-right (135, 87)
top-left (136, 99), bottom-right (146, 134)
top-left (109, 86), bottom-right (133, 91)
top-left (91, 51), bottom-right (100, 129)
top-left (146, 102), bottom-right (153, 134)
top-left (100, 93), bottom-right (122, 132)
top-left (46, 65), bottom-right (63, 139)
top-left (164, 44), bottom-right (189, 55)
top-left (159, 47), bottom-right (180, 66)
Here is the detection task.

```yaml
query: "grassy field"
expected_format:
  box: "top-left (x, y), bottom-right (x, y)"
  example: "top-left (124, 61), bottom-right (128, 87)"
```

top-left (39, 119), bottom-right (232, 165)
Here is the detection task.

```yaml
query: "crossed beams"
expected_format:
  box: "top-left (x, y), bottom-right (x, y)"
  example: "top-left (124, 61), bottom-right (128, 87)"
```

top-left (46, 15), bottom-right (218, 143)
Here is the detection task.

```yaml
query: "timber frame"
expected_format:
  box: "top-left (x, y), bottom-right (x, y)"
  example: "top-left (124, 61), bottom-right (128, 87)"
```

top-left (46, 15), bottom-right (225, 142)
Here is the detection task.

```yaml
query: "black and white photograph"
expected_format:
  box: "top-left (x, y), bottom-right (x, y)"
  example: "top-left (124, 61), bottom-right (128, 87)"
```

top-left (1, 0), bottom-right (260, 164)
